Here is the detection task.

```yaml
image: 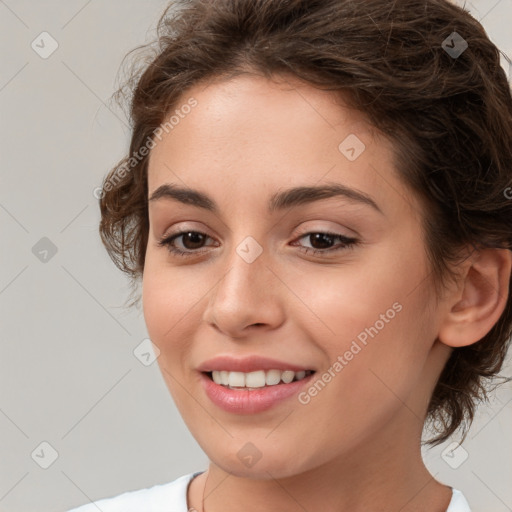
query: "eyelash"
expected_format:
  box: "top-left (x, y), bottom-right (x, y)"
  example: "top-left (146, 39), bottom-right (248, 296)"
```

top-left (157, 230), bottom-right (360, 258)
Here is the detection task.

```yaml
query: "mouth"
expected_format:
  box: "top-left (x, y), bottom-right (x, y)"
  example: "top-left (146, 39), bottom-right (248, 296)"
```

top-left (203, 369), bottom-right (316, 390)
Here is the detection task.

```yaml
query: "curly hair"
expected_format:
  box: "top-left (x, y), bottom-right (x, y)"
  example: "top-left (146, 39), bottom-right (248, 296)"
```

top-left (99, 0), bottom-right (512, 446)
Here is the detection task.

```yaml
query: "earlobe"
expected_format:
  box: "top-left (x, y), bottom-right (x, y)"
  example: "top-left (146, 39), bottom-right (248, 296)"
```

top-left (438, 248), bottom-right (512, 348)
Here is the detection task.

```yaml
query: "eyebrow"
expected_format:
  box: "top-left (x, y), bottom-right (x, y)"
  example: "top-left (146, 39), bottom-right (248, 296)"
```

top-left (148, 182), bottom-right (383, 215)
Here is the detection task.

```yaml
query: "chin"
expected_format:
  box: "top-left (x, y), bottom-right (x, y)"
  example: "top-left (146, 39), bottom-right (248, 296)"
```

top-left (206, 443), bottom-right (312, 480)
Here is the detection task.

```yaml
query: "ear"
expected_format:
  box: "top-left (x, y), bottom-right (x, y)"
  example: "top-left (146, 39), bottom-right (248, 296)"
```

top-left (437, 248), bottom-right (512, 348)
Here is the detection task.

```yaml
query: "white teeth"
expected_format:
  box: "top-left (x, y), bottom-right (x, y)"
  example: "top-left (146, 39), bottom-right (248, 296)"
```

top-left (265, 369), bottom-right (281, 386)
top-left (245, 370), bottom-right (266, 388)
top-left (220, 370), bottom-right (229, 386)
top-left (228, 371), bottom-right (245, 387)
top-left (210, 369), bottom-right (311, 388)
top-left (281, 370), bottom-right (295, 384)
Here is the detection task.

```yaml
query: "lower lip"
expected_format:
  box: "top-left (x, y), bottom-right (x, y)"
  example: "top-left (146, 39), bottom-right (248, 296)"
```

top-left (199, 372), bottom-right (315, 414)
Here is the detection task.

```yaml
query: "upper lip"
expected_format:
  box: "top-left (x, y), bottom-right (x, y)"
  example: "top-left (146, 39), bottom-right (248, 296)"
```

top-left (197, 355), bottom-right (314, 373)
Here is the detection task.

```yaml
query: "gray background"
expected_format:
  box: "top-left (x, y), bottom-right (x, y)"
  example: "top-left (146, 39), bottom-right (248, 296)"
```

top-left (0, 1), bottom-right (511, 511)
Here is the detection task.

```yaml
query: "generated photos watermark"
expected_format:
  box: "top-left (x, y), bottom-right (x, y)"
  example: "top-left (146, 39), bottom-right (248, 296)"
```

top-left (298, 301), bottom-right (403, 405)
top-left (93, 97), bottom-right (198, 200)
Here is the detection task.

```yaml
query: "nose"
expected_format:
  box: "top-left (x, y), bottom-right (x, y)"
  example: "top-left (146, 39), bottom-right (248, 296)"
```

top-left (202, 241), bottom-right (286, 338)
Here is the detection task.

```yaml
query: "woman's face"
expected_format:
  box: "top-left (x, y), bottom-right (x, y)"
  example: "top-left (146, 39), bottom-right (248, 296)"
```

top-left (143, 73), bottom-right (451, 477)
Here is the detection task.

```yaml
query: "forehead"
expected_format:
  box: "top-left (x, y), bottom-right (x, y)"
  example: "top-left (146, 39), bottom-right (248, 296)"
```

top-left (151, 72), bottom-right (376, 152)
top-left (146, 73), bottom-right (418, 221)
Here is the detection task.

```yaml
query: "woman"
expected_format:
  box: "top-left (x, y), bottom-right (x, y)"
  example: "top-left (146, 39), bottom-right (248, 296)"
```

top-left (67, 0), bottom-right (512, 510)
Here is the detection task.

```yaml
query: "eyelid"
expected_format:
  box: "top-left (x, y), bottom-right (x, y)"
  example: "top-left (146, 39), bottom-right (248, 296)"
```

top-left (293, 223), bottom-right (357, 239)
top-left (159, 221), bottom-right (213, 238)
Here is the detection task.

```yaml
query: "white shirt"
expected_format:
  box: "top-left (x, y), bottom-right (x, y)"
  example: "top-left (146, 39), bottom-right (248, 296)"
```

top-left (66, 471), bottom-right (472, 511)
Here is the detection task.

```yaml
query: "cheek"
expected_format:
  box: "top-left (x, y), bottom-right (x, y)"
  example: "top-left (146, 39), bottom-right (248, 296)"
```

top-left (289, 246), bottom-right (433, 402)
top-left (287, 255), bottom-right (425, 352)
top-left (141, 256), bottom-right (205, 372)
top-left (141, 259), bottom-right (204, 409)
top-left (293, 299), bottom-right (431, 452)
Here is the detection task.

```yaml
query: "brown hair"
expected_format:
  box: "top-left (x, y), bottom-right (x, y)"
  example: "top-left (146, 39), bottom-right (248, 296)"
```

top-left (100, 0), bottom-right (512, 445)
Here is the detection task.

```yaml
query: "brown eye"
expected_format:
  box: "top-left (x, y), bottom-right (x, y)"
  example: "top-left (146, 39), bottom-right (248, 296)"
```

top-left (157, 230), bottom-right (214, 257)
top-left (177, 231), bottom-right (208, 250)
top-left (293, 231), bottom-right (359, 256)
top-left (306, 233), bottom-right (336, 249)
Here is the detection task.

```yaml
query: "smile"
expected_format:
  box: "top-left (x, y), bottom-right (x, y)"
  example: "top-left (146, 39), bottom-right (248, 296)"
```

top-left (200, 370), bottom-right (317, 414)
top-left (206, 369), bottom-right (314, 389)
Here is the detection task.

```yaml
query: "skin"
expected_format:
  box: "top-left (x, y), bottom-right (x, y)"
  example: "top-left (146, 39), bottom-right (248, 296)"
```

top-left (142, 72), bottom-right (511, 511)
